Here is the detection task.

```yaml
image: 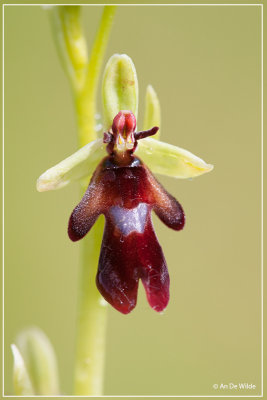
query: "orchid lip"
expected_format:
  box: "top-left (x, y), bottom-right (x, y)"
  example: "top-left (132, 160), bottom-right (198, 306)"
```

top-left (68, 151), bottom-right (185, 314)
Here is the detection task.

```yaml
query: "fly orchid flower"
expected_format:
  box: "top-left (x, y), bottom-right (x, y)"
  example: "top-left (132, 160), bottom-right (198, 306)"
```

top-left (37, 54), bottom-right (213, 314)
top-left (68, 110), bottom-right (185, 313)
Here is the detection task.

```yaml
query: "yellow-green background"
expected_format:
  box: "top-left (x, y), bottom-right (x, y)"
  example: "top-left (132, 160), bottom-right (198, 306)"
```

top-left (3, 4), bottom-right (262, 397)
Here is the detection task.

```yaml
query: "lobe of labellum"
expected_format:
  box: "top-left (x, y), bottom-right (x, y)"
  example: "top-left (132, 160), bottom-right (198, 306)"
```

top-left (138, 224), bottom-right (170, 313)
top-left (68, 164), bottom-right (106, 241)
top-left (96, 224), bottom-right (140, 314)
top-left (145, 165), bottom-right (185, 231)
top-left (136, 167), bottom-right (185, 311)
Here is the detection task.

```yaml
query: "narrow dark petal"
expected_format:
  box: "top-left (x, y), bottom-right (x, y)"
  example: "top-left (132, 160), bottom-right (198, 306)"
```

top-left (103, 131), bottom-right (113, 144)
top-left (134, 126), bottom-right (159, 141)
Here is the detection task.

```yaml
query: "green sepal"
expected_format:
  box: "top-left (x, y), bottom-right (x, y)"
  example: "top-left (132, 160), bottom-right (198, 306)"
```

top-left (136, 138), bottom-right (213, 178)
top-left (102, 54), bottom-right (138, 129)
top-left (37, 139), bottom-right (105, 192)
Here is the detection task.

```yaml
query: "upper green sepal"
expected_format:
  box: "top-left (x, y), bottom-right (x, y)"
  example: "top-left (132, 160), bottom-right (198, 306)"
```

top-left (102, 54), bottom-right (138, 129)
top-left (136, 138), bottom-right (213, 178)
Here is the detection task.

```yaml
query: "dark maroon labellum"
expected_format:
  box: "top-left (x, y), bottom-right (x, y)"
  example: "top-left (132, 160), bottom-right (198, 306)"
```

top-left (68, 111), bottom-right (185, 314)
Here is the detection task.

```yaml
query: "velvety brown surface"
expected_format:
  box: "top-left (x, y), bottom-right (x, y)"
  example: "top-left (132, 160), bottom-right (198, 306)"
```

top-left (69, 156), bottom-right (184, 313)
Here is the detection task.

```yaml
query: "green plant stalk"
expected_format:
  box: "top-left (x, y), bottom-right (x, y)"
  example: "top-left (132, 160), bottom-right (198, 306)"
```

top-left (74, 217), bottom-right (106, 395)
top-left (75, 6), bottom-right (117, 148)
top-left (73, 6), bottom-right (116, 395)
top-left (50, 5), bottom-right (116, 394)
top-left (49, 5), bottom-right (115, 393)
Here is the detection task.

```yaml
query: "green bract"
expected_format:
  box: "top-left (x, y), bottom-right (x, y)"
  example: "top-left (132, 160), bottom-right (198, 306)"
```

top-left (14, 327), bottom-right (60, 395)
top-left (49, 6), bottom-right (88, 90)
top-left (11, 344), bottom-right (34, 395)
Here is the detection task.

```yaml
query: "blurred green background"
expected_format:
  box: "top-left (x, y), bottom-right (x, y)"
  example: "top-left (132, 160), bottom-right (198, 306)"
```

top-left (4, 4), bottom-right (261, 396)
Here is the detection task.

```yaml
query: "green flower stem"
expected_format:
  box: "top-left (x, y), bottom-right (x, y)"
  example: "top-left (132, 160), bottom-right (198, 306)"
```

top-left (49, 6), bottom-right (87, 91)
top-left (75, 6), bottom-right (117, 148)
top-left (49, 5), bottom-right (116, 395)
top-left (73, 6), bottom-right (116, 395)
top-left (74, 217), bottom-right (106, 395)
